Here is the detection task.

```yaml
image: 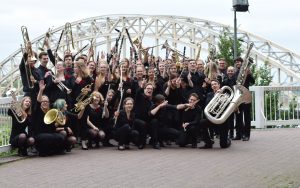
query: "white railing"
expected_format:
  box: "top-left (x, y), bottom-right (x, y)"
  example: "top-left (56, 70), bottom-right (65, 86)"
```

top-left (0, 96), bottom-right (13, 152)
top-left (250, 86), bottom-right (300, 128)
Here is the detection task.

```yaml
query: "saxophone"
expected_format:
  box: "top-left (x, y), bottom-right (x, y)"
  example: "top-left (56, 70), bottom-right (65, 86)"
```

top-left (204, 42), bottom-right (254, 124)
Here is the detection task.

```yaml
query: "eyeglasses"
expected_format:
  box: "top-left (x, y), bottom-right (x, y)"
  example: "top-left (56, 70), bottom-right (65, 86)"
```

top-left (41, 101), bottom-right (49, 103)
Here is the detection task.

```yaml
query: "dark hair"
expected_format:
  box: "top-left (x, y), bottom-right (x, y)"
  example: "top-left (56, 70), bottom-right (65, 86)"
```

top-left (234, 57), bottom-right (243, 63)
top-left (210, 79), bottom-right (220, 84)
top-left (64, 54), bottom-right (72, 61)
top-left (153, 94), bottom-right (165, 104)
top-left (189, 93), bottom-right (199, 100)
top-left (38, 51), bottom-right (48, 59)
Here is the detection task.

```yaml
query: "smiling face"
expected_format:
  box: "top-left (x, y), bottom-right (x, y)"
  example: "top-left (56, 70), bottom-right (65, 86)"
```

top-left (22, 97), bottom-right (31, 110)
top-left (144, 84), bottom-right (154, 97)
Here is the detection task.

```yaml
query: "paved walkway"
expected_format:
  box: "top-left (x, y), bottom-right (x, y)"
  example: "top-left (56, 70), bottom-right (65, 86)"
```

top-left (0, 129), bottom-right (300, 188)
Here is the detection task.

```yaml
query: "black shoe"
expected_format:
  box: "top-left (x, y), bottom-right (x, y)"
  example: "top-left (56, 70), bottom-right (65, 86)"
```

top-left (232, 136), bottom-right (241, 140)
top-left (243, 137), bottom-right (250, 141)
top-left (125, 145), bottom-right (130, 149)
top-left (153, 143), bottom-right (160, 149)
top-left (18, 148), bottom-right (28, 157)
top-left (103, 142), bottom-right (114, 147)
top-left (138, 144), bottom-right (145, 149)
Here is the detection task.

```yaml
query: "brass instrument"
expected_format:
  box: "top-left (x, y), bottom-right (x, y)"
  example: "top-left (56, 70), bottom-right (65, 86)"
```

top-left (76, 83), bottom-right (93, 101)
top-left (161, 41), bottom-right (189, 60)
top-left (72, 95), bottom-right (92, 112)
top-left (204, 42), bottom-right (254, 124)
top-left (8, 89), bottom-right (27, 123)
top-left (21, 26), bottom-right (36, 89)
top-left (39, 28), bottom-right (51, 51)
top-left (51, 73), bottom-right (72, 94)
top-left (44, 109), bottom-right (66, 126)
top-left (195, 43), bottom-right (202, 61)
top-left (65, 22), bottom-right (74, 52)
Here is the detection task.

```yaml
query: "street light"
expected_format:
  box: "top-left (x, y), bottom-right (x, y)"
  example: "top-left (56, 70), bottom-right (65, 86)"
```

top-left (232, 0), bottom-right (249, 59)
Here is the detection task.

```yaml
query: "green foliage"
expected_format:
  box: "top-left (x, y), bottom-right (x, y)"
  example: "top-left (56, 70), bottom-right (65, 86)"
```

top-left (217, 32), bottom-right (243, 66)
top-left (252, 60), bottom-right (273, 86)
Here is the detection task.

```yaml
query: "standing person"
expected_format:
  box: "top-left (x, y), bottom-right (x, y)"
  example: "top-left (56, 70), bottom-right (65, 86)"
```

top-left (8, 94), bottom-right (35, 156)
top-left (81, 91), bottom-right (109, 150)
top-left (114, 97), bottom-right (146, 150)
top-left (200, 79), bottom-right (231, 149)
top-left (233, 57), bottom-right (255, 141)
top-left (64, 54), bottom-right (74, 78)
top-left (36, 51), bottom-right (51, 80)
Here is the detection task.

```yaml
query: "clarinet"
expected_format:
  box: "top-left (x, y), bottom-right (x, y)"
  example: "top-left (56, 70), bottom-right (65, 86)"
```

top-left (125, 28), bottom-right (138, 62)
top-left (102, 84), bottom-right (111, 118)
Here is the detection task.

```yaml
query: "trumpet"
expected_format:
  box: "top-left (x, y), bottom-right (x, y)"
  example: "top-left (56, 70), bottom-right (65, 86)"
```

top-left (44, 109), bottom-right (65, 126)
top-left (72, 95), bottom-right (92, 112)
top-left (8, 89), bottom-right (27, 123)
top-left (76, 83), bottom-right (93, 101)
top-left (51, 73), bottom-right (72, 94)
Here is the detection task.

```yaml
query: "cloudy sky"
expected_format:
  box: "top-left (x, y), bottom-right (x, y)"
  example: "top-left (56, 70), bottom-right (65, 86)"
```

top-left (0, 0), bottom-right (299, 61)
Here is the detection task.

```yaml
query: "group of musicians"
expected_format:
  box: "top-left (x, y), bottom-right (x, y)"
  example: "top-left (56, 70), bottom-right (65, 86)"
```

top-left (7, 38), bottom-right (255, 157)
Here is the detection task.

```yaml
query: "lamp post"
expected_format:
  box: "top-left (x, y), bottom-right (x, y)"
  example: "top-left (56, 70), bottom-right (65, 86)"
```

top-left (232, 0), bottom-right (249, 59)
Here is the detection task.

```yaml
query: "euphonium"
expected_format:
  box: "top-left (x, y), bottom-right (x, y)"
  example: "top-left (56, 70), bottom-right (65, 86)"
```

top-left (204, 42), bottom-right (254, 124)
top-left (8, 90), bottom-right (27, 123)
top-left (44, 109), bottom-right (65, 126)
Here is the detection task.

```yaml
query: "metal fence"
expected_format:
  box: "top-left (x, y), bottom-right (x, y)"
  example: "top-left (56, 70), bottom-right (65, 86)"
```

top-left (250, 86), bottom-right (300, 128)
top-left (0, 96), bottom-right (13, 152)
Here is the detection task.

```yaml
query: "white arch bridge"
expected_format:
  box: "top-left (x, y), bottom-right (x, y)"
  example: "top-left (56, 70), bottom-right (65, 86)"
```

top-left (1, 14), bottom-right (300, 95)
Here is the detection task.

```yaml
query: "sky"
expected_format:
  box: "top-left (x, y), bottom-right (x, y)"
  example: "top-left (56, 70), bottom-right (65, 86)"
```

top-left (0, 0), bottom-right (299, 62)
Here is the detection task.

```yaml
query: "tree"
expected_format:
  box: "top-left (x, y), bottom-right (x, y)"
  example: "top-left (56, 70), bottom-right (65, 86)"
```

top-left (217, 32), bottom-right (243, 66)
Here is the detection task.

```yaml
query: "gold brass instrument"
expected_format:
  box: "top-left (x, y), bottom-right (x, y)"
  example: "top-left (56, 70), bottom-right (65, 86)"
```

top-left (51, 73), bottom-right (72, 94)
top-left (44, 109), bottom-right (66, 126)
top-left (76, 83), bottom-right (93, 102)
top-left (39, 28), bottom-right (51, 51)
top-left (204, 42), bottom-right (254, 124)
top-left (72, 95), bottom-right (92, 112)
top-left (8, 89), bottom-right (27, 123)
top-left (195, 43), bottom-right (202, 61)
top-left (65, 22), bottom-right (74, 52)
top-left (21, 26), bottom-right (36, 89)
top-left (161, 41), bottom-right (189, 60)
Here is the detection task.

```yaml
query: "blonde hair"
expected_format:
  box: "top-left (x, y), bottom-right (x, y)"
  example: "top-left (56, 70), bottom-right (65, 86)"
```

top-left (21, 96), bottom-right (32, 115)
top-left (91, 91), bottom-right (104, 104)
top-left (74, 60), bottom-right (89, 78)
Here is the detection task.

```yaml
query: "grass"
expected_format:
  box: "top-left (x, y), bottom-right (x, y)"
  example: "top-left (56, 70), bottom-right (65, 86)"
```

top-left (0, 149), bottom-right (17, 158)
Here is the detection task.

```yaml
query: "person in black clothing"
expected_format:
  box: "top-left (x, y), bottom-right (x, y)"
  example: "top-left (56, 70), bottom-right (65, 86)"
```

top-left (36, 51), bottom-right (52, 80)
top-left (19, 50), bottom-right (40, 107)
top-left (114, 97), bottom-right (146, 150)
top-left (81, 91), bottom-right (109, 150)
top-left (177, 93), bottom-right (202, 148)
top-left (200, 79), bottom-right (231, 149)
top-left (64, 54), bottom-right (74, 77)
top-left (34, 81), bottom-right (66, 156)
top-left (44, 61), bottom-right (72, 104)
top-left (149, 94), bottom-right (192, 149)
top-left (233, 57), bottom-right (255, 141)
top-left (8, 95), bottom-right (35, 156)
top-left (222, 66), bottom-right (237, 138)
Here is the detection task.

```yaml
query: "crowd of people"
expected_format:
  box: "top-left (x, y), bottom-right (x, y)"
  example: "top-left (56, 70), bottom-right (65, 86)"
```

top-left (7, 37), bottom-right (255, 157)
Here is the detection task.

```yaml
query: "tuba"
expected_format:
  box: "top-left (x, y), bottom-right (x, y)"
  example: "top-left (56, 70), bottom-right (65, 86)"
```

top-left (204, 42), bottom-right (254, 124)
top-left (8, 89), bottom-right (27, 123)
top-left (44, 109), bottom-right (65, 126)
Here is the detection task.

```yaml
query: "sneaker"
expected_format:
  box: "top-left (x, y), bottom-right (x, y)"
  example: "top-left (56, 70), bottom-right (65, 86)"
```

top-left (118, 145), bottom-right (125, 150)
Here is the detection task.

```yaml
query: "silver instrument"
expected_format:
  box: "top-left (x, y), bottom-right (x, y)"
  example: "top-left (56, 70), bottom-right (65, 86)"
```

top-left (8, 89), bottom-right (27, 123)
top-left (51, 73), bottom-right (72, 94)
top-left (204, 42), bottom-right (254, 124)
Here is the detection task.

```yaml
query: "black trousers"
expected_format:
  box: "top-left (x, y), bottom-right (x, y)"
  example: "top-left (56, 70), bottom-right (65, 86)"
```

top-left (199, 119), bottom-right (230, 148)
top-left (150, 119), bottom-right (180, 146)
top-left (35, 133), bottom-right (65, 155)
top-left (177, 125), bottom-right (199, 146)
top-left (235, 103), bottom-right (252, 138)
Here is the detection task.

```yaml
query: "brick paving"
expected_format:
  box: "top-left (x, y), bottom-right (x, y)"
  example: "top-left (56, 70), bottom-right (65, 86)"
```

top-left (0, 129), bottom-right (300, 188)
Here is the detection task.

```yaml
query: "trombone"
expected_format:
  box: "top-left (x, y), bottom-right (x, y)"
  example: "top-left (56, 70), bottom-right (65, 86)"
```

top-left (21, 26), bottom-right (36, 89)
top-left (65, 22), bottom-right (74, 52)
